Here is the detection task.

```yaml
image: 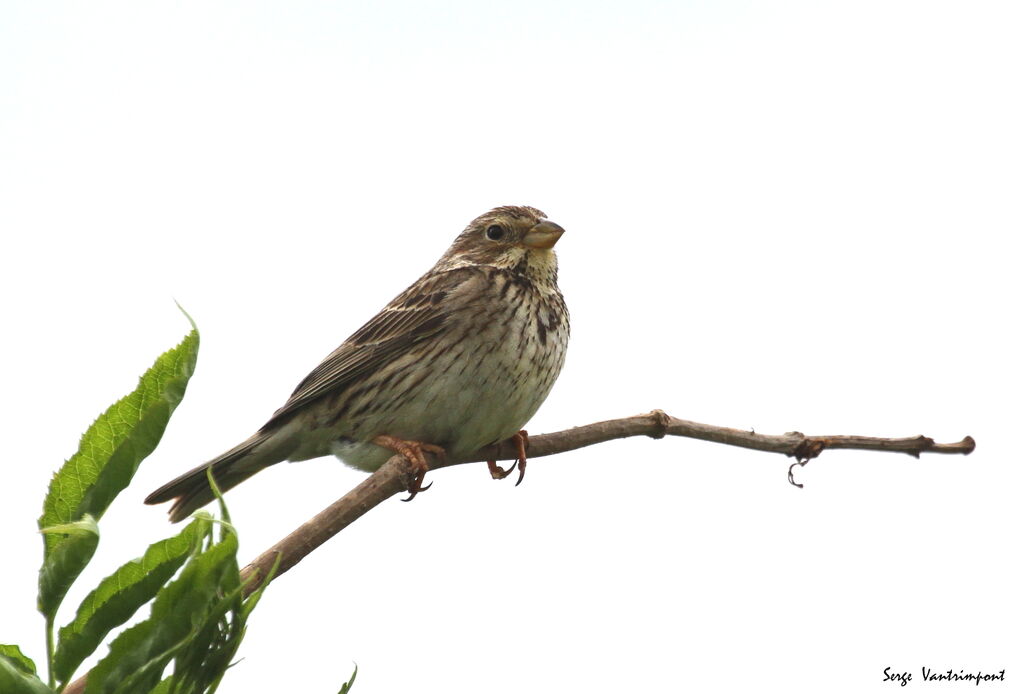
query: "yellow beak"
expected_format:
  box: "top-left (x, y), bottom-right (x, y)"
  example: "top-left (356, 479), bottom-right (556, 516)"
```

top-left (521, 220), bottom-right (565, 249)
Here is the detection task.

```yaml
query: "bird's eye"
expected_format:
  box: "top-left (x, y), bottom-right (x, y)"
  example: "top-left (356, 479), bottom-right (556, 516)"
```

top-left (485, 225), bottom-right (505, 241)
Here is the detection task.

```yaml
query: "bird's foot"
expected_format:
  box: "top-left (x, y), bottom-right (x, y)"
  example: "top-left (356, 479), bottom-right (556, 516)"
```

top-left (372, 434), bottom-right (446, 502)
top-left (487, 430), bottom-right (529, 487)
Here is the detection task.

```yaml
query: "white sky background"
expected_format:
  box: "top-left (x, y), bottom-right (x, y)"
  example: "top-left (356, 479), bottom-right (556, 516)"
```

top-left (1, 1), bottom-right (1021, 692)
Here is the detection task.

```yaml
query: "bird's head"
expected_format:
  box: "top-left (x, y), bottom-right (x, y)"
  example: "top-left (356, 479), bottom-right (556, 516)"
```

top-left (438, 205), bottom-right (565, 280)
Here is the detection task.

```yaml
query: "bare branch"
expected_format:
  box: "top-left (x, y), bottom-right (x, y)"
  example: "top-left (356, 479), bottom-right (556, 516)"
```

top-left (239, 410), bottom-right (973, 596)
top-left (62, 410), bottom-right (973, 694)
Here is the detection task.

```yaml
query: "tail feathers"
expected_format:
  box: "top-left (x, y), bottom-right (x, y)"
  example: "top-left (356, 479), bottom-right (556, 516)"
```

top-left (145, 431), bottom-right (289, 522)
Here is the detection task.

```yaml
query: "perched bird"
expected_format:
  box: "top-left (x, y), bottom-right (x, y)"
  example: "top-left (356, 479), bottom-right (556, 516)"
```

top-left (146, 205), bottom-right (569, 521)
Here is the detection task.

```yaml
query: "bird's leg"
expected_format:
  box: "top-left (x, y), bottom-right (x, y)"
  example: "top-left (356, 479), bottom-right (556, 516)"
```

top-left (487, 430), bottom-right (529, 486)
top-left (372, 434), bottom-right (446, 502)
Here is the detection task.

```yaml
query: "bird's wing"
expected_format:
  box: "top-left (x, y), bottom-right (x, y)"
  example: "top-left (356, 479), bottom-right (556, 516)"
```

top-left (259, 267), bottom-right (475, 430)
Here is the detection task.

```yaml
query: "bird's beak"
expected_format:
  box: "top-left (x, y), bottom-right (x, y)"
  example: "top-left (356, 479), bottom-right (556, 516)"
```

top-left (521, 220), bottom-right (565, 249)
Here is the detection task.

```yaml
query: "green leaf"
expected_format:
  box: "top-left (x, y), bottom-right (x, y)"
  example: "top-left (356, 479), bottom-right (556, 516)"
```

top-left (146, 675), bottom-right (175, 694)
top-left (0, 654), bottom-right (53, 694)
top-left (162, 519), bottom-right (244, 694)
top-left (84, 527), bottom-right (239, 694)
top-left (39, 323), bottom-right (199, 546)
top-left (338, 664), bottom-right (358, 694)
top-left (53, 517), bottom-right (210, 685)
top-left (165, 586), bottom-right (244, 694)
top-left (0, 645), bottom-right (38, 675)
top-left (37, 322), bottom-right (198, 619)
top-left (37, 517), bottom-right (100, 621)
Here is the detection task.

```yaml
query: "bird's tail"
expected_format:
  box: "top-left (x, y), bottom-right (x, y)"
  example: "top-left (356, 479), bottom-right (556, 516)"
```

top-left (145, 430), bottom-right (292, 522)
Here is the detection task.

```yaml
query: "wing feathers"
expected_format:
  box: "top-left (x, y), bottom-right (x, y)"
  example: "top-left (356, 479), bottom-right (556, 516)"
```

top-left (259, 268), bottom-right (473, 430)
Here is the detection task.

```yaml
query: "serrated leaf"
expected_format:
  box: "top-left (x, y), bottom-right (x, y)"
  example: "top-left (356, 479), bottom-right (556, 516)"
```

top-left (0, 645), bottom-right (38, 675)
top-left (0, 655), bottom-right (53, 694)
top-left (37, 516), bottom-right (100, 621)
top-left (36, 322), bottom-right (198, 623)
top-left (39, 324), bottom-right (199, 555)
top-left (84, 530), bottom-right (239, 694)
top-left (53, 516), bottom-right (210, 685)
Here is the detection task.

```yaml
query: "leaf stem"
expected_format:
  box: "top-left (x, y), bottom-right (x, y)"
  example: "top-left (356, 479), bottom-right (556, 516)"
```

top-left (46, 615), bottom-right (56, 690)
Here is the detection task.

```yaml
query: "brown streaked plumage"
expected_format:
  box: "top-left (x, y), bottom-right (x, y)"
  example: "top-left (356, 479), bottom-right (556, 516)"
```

top-left (146, 205), bottom-right (569, 521)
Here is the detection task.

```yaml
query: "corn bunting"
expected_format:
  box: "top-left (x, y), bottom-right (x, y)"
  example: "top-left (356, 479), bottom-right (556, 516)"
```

top-left (146, 205), bottom-right (569, 521)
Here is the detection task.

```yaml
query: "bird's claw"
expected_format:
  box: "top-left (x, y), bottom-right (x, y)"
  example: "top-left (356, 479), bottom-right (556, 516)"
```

top-left (372, 434), bottom-right (445, 502)
top-left (513, 429), bottom-right (528, 486)
top-left (402, 478), bottom-right (433, 502)
top-left (488, 459), bottom-right (517, 480)
top-left (488, 430), bottom-right (529, 486)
